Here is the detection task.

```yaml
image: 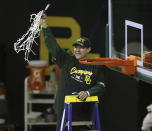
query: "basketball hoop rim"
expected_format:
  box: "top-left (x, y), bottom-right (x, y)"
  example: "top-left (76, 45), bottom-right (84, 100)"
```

top-left (79, 57), bottom-right (136, 66)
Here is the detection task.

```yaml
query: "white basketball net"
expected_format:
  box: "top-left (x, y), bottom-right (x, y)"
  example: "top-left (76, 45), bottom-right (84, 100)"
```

top-left (14, 4), bottom-right (50, 62)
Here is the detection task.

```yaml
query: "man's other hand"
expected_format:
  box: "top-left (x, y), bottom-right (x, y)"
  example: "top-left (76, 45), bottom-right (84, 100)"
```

top-left (78, 91), bottom-right (88, 101)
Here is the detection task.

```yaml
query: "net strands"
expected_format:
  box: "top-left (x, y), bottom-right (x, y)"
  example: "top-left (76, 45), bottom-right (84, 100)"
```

top-left (13, 4), bottom-right (50, 62)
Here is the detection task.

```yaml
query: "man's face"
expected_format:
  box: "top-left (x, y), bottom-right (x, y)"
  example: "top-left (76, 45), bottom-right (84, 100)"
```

top-left (74, 45), bottom-right (91, 59)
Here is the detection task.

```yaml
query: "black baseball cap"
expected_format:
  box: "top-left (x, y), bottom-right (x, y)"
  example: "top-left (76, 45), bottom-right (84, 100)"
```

top-left (72, 37), bottom-right (91, 48)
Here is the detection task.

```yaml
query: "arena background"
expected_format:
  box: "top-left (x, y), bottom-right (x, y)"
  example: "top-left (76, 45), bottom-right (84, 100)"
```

top-left (0, 0), bottom-right (152, 131)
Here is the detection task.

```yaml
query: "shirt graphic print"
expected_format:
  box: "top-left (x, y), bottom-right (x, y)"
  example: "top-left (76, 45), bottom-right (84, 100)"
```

top-left (70, 67), bottom-right (93, 85)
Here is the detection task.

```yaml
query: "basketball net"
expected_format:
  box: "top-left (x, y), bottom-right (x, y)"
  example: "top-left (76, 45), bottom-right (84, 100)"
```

top-left (14, 4), bottom-right (50, 62)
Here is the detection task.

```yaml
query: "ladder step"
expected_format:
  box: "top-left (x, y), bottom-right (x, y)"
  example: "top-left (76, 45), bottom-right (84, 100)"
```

top-left (65, 95), bottom-right (98, 104)
top-left (66, 121), bottom-right (93, 126)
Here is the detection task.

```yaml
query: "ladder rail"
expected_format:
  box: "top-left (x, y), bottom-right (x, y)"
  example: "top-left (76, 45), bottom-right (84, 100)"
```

top-left (60, 95), bottom-right (102, 131)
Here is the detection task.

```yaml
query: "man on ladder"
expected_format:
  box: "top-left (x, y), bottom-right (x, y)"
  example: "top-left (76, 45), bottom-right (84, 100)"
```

top-left (40, 13), bottom-right (106, 131)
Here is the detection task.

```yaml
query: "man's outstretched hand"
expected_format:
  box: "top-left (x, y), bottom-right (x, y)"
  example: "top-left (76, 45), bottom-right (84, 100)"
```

top-left (40, 13), bottom-right (48, 28)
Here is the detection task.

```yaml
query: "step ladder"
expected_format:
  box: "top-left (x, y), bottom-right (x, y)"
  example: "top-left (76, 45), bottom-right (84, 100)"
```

top-left (60, 95), bottom-right (101, 131)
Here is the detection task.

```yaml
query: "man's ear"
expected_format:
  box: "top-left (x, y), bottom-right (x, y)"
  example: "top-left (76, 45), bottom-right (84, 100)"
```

top-left (87, 47), bottom-right (91, 53)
